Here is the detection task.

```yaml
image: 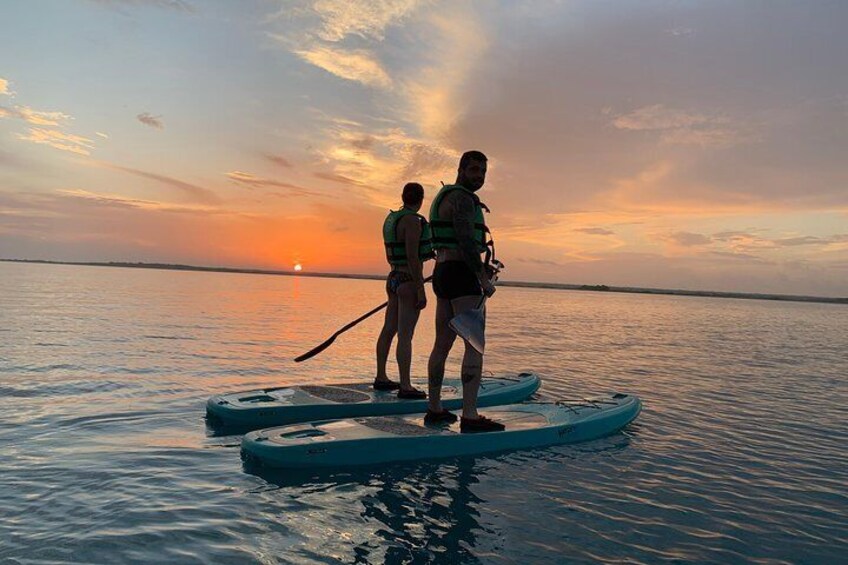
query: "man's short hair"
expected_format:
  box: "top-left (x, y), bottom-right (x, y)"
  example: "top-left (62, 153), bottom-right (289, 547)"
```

top-left (402, 182), bottom-right (424, 205)
top-left (458, 150), bottom-right (487, 170)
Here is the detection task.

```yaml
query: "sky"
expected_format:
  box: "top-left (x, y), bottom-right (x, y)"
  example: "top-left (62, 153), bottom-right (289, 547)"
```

top-left (1, 0), bottom-right (846, 297)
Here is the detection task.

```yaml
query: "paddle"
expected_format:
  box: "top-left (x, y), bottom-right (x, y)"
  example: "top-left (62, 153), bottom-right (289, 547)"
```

top-left (294, 275), bottom-right (433, 363)
top-left (448, 260), bottom-right (503, 354)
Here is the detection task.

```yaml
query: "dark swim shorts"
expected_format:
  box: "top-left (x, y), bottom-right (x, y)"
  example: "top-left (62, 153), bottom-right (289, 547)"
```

top-left (433, 261), bottom-right (482, 300)
top-left (386, 270), bottom-right (413, 294)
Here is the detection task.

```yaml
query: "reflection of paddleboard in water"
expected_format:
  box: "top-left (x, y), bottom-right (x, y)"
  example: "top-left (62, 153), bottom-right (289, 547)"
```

top-left (207, 373), bottom-right (541, 431)
top-left (241, 393), bottom-right (641, 469)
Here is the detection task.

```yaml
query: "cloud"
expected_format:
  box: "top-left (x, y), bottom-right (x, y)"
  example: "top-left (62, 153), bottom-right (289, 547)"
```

top-left (712, 230), bottom-right (758, 241)
top-left (0, 81), bottom-right (93, 156)
top-left (17, 128), bottom-right (95, 156)
top-left (313, 171), bottom-right (360, 185)
top-left (56, 189), bottom-right (215, 213)
top-left (294, 0), bottom-right (424, 42)
top-left (403, 9), bottom-right (488, 139)
top-left (708, 250), bottom-right (767, 262)
top-left (96, 132), bottom-right (110, 139)
top-left (663, 231), bottom-right (712, 246)
top-left (264, 154), bottom-right (293, 168)
top-left (137, 112), bottom-right (164, 129)
top-left (226, 171), bottom-right (325, 197)
top-left (612, 104), bottom-right (749, 147)
top-left (89, 0), bottom-right (195, 12)
top-left (667, 26), bottom-right (694, 37)
top-left (515, 257), bottom-right (566, 267)
top-left (774, 234), bottom-right (848, 247)
top-left (264, 2), bottom-right (482, 206)
top-left (0, 105), bottom-right (72, 126)
top-left (313, 118), bottom-right (457, 204)
top-left (574, 227), bottom-right (615, 236)
top-left (295, 46), bottom-right (391, 88)
top-left (94, 161), bottom-right (221, 204)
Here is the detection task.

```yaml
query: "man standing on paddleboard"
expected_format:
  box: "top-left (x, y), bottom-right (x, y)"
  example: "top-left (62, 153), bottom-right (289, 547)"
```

top-left (374, 182), bottom-right (434, 398)
top-left (426, 151), bottom-right (503, 432)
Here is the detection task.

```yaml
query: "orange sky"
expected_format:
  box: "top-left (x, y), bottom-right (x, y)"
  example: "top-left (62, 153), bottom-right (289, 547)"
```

top-left (1, 1), bottom-right (846, 296)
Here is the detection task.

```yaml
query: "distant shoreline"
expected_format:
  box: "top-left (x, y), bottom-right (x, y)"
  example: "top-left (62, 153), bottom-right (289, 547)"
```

top-left (3, 258), bottom-right (846, 305)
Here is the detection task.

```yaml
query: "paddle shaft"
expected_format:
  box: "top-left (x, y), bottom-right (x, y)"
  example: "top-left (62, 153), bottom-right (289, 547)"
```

top-left (294, 275), bottom-right (433, 363)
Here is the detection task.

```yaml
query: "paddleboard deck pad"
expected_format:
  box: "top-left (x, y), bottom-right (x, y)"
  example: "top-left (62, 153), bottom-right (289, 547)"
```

top-left (241, 393), bottom-right (641, 468)
top-left (207, 372), bottom-right (541, 431)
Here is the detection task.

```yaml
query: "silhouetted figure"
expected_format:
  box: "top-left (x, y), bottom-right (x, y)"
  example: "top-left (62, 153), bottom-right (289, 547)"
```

top-left (374, 182), bottom-right (434, 398)
top-left (426, 151), bottom-right (504, 432)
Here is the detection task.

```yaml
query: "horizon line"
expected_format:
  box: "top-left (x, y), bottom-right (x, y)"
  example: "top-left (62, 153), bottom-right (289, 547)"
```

top-left (2, 258), bottom-right (846, 305)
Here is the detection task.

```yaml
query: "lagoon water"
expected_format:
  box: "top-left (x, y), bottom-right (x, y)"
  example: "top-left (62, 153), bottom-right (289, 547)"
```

top-left (1, 261), bottom-right (845, 564)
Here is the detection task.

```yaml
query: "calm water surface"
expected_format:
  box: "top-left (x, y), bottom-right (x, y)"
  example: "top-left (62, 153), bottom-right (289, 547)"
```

top-left (1, 262), bottom-right (846, 564)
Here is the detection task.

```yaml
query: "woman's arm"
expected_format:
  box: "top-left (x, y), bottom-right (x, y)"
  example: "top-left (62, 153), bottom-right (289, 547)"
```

top-left (401, 215), bottom-right (427, 308)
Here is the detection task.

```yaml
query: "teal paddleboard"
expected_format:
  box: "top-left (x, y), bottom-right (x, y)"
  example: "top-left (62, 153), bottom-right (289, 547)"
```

top-left (207, 372), bottom-right (541, 431)
top-left (241, 393), bottom-right (641, 468)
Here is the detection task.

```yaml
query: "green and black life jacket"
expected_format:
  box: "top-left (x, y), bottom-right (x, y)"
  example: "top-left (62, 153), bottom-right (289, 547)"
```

top-left (428, 184), bottom-right (492, 255)
top-left (382, 209), bottom-right (435, 266)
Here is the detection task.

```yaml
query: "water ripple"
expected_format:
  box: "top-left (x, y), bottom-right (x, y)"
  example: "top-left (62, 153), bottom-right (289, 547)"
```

top-left (1, 262), bottom-right (845, 564)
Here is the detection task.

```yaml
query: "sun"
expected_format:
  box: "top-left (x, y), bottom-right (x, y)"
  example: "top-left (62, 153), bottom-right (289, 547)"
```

top-left (294, 263), bottom-right (303, 272)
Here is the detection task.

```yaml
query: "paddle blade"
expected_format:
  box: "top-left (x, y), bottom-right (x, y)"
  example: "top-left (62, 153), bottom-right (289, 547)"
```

top-left (449, 307), bottom-right (486, 353)
top-left (293, 337), bottom-right (335, 363)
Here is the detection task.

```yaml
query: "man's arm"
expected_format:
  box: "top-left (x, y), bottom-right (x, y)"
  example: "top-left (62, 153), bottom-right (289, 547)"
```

top-left (451, 191), bottom-right (485, 278)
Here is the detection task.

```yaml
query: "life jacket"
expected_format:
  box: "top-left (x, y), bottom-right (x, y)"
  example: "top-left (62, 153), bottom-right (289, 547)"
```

top-left (382, 209), bottom-right (435, 266)
top-left (428, 184), bottom-right (492, 256)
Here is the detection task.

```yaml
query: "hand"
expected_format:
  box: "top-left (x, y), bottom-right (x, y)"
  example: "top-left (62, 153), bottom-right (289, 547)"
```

top-left (481, 278), bottom-right (496, 298)
top-left (484, 260), bottom-right (504, 281)
top-left (416, 287), bottom-right (427, 310)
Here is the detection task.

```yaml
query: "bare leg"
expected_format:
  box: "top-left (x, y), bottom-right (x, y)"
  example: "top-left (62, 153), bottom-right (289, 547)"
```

top-left (395, 282), bottom-right (421, 390)
top-left (375, 286), bottom-right (399, 382)
top-left (427, 297), bottom-right (456, 412)
top-left (450, 296), bottom-right (485, 419)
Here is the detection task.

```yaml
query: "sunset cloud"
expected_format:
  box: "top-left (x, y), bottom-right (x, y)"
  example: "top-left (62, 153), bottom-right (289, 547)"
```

top-left (314, 118), bottom-right (456, 204)
top-left (307, 0), bottom-right (424, 42)
top-left (403, 9), bottom-right (488, 139)
top-left (774, 234), bottom-right (848, 247)
top-left (264, 154), bottom-right (292, 168)
top-left (662, 231), bottom-right (712, 247)
top-left (3, 2), bottom-right (847, 296)
top-left (57, 188), bottom-right (213, 213)
top-left (226, 171), bottom-right (324, 197)
top-left (708, 250), bottom-right (765, 262)
top-left (313, 171), bottom-right (360, 185)
top-left (295, 46), bottom-right (392, 88)
top-left (90, 0), bottom-right (195, 12)
top-left (612, 105), bottom-right (749, 147)
top-left (18, 128), bottom-right (95, 156)
top-left (575, 227), bottom-right (615, 236)
top-left (1, 105), bottom-right (73, 126)
top-left (136, 112), bottom-right (164, 129)
top-left (93, 162), bottom-right (220, 204)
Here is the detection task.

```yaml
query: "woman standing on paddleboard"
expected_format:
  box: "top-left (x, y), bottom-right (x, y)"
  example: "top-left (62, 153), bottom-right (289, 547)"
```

top-left (374, 182), bottom-right (435, 398)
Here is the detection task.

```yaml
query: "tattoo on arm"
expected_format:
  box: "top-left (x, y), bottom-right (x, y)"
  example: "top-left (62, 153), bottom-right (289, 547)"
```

top-left (452, 193), bottom-right (484, 276)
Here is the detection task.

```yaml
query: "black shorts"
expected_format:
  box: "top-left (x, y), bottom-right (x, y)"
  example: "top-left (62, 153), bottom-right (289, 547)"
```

top-left (433, 261), bottom-right (482, 300)
top-left (386, 271), bottom-right (412, 294)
